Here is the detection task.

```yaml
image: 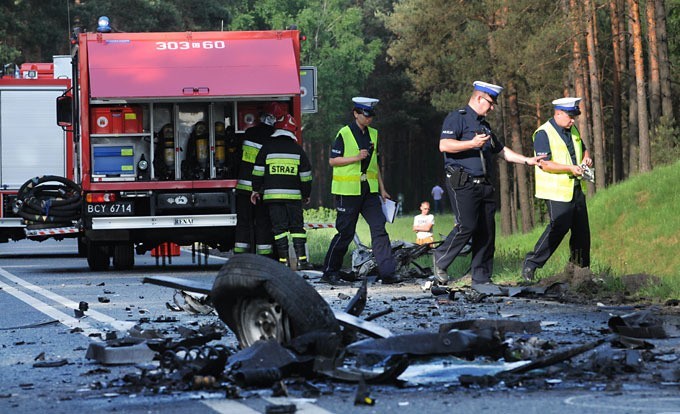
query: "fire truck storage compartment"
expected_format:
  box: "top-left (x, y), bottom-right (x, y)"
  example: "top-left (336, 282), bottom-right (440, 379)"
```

top-left (91, 106), bottom-right (144, 134)
top-left (155, 191), bottom-right (231, 212)
top-left (92, 145), bottom-right (135, 176)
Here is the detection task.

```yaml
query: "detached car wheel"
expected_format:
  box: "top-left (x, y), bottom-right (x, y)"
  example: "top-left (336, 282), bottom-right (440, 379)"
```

top-left (211, 254), bottom-right (339, 348)
top-left (233, 296), bottom-right (291, 346)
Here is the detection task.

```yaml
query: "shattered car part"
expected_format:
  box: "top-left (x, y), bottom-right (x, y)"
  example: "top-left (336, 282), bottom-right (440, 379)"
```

top-left (499, 334), bottom-right (617, 376)
top-left (346, 327), bottom-right (504, 359)
top-left (173, 290), bottom-right (215, 315)
top-left (351, 235), bottom-right (439, 279)
top-left (227, 339), bottom-right (315, 386)
top-left (608, 309), bottom-right (675, 339)
top-left (86, 339), bottom-right (157, 365)
top-left (439, 319), bottom-right (542, 335)
top-left (160, 344), bottom-right (229, 378)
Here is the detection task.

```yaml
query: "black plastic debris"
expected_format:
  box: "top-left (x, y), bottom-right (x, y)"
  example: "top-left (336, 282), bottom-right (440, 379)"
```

top-left (346, 327), bottom-right (504, 359)
top-left (33, 359), bottom-right (68, 368)
top-left (458, 374), bottom-right (500, 388)
top-left (439, 319), bottom-right (542, 335)
top-left (500, 334), bottom-right (615, 376)
top-left (227, 340), bottom-right (314, 387)
top-left (160, 345), bottom-right (229, 379)
top-left (608, 310), bottom-right (670, 338)
top-left (588, 348), bottom-right (644, 375)
top-left (74, 301), bottom-right (89, 318)
top-left (265, 403), bottom-right (297, 414)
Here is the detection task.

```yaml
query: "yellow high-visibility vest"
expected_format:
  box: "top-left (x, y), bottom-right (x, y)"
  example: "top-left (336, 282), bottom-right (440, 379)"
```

top-left (533, 121), bottom-right (583, 202)
top-left (331, 126), bottom-right (379, 195)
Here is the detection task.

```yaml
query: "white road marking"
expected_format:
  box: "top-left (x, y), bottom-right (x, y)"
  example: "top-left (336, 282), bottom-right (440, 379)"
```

top-left (564, 394), bottom-right (680, 411)
top-left (201, 399), bottom-right (260, 413)
top-left (0, 277), bottom-right (103, 339)
top-left (264, 397), bottom-right (335, 414)
top-left (0, 266), bottom-right (135, 334)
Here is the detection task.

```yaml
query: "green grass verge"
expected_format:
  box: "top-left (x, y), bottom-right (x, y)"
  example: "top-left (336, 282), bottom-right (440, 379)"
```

top-left (305, 160), bottom-right (680, 301)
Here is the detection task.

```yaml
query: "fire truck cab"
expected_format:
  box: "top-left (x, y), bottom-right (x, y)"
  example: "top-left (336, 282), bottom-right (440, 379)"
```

top-left (59, 29), bottom-right (307, 270)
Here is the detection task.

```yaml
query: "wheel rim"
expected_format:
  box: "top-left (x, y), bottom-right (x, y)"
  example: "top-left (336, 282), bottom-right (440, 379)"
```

top-left (237, 297), bottom-right (291, 347)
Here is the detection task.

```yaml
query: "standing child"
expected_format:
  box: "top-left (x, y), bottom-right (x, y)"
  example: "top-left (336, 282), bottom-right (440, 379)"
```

top-left (413, 201), bottom-right (435, 245)
top-left (251, 114), bottom-right (313, 270)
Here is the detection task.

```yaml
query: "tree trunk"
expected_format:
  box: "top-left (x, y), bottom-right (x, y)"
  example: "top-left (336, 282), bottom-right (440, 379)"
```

top-left (499, 95), bottom-right (513, 236)
top-left (569, 0), bottom-right (591, 170)
top-left (506, 81), bottom-right (533, 232)
top-left (629, 0), bottom-right (651, 172)
top-left (609, 0), bottom-right (624, 183)
top-left (627, 5), bottom-right (640, 175)
top-left (645, 0), bottom-right (661, 127)
top-left (655, 0), bottom-right (673, 120)
top-left (584, 0), bottom-right (606, 190)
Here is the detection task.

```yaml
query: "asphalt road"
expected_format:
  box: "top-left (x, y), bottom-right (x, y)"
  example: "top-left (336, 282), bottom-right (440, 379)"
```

top-left (1, 239), bottom-right (679, 414)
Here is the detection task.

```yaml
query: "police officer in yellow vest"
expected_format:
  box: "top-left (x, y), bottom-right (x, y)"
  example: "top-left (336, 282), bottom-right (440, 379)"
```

top-left (522, 97), bottom-right (593, 281)
top-left (321, 97), bottom-right (401, 285)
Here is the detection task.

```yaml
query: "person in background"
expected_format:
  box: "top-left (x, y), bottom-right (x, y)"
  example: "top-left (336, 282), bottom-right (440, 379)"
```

top-left (251, 113), bottom-right (313, 270)
top-left (321, 97), bottom-right (401, 285)
top-left (431, 81), bottom-right (545, 287)
top-left (431, 184), bottom-right (444, 214)
top-left (234, 102), bottom-right (287, 257)
top-left (413, 201), bottom-right (434, 245)
top-left (522, 97), bottom-right (592, 281)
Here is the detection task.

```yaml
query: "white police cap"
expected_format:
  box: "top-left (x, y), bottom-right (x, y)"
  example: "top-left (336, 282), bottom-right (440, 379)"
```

top-left (552, 97), bottom-right (582, 115)
top-left (352, 96), bottom-right (379, 108)
top-left (473, 81), bottom-right (503, 102)
top-left (352, 97), bottom-right (379, 116)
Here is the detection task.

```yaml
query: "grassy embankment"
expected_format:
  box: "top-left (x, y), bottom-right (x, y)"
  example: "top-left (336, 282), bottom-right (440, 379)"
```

top-left (305, 160), bottom-right (680, 301)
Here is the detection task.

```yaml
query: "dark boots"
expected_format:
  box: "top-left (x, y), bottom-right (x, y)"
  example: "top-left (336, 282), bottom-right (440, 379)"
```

top-left (274, 237), bottom-right (289, 267)
top-left (294, 240), bottom-right (313, 270)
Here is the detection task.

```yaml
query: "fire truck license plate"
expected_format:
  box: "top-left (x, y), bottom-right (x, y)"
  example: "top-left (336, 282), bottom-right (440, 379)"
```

top-left (86, 202), bottom-right (134, 216)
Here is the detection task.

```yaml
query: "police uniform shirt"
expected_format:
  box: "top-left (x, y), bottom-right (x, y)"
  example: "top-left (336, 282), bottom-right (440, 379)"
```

top-left (440, 105), bottom-right (504, 177)
top-left (533, 118), bottom-right (586, 164)
top-left (330, 121), bottom-right (376, 173)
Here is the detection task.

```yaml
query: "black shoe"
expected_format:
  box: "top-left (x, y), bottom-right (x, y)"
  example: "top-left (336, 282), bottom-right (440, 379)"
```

top-left (297, 261), bottom-right (314, 271)
top-left (460, 241), bottom-right (472, 256)
top-left (522, 266), bottom-right (535, 282)
top-left (380, 274), bottom-right (403, 285)
top-left (431, 254), bottom-right (448, 284)
top-left (320, 272), bottom-right (351, 286)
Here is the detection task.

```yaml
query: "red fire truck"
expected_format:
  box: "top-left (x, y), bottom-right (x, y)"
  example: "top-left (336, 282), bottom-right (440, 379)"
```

top-left (0, 57), bottom-right (75, 243)
top-left (52, 27), bottom-right (313, 270)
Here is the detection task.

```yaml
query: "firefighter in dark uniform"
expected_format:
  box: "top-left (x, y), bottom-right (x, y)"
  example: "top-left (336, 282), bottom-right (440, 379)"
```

top-left (321, 97), bottom-right (401, 285)
top-left (234, 102), bottom-right (287, 256)
top-left (250, 114), bottom-right (313, 269)
top-left (522, 97), bottom-right (593, 281)
top-left (431, 81), bottom-right (544, 286)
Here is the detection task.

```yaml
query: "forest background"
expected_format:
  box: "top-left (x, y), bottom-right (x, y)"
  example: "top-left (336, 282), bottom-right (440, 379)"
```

top-left (1, 0), bottom-right (679, 236)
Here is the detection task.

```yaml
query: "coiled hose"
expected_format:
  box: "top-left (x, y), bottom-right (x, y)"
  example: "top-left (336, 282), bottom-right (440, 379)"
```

top-left (13, 175), bottom-right (82, 229)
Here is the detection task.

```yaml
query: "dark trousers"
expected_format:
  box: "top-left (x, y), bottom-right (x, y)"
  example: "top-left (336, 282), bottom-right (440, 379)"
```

top-left (524, 186), bottom-right (590, 270)
top-left (234, 191), bottom-right (273, 254)
top-left (323, 193), bottom-right (396, 278)
top-left (433, 179), bottom-right (496, 284)
top-left (433, 199), bottom-right (443, 214)
top-left (268, 201), bottom-right (304, 237)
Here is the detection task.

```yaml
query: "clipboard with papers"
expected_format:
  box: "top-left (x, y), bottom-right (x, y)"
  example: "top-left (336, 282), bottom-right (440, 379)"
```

top-left (381, 198), bottom-right (399, 223)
